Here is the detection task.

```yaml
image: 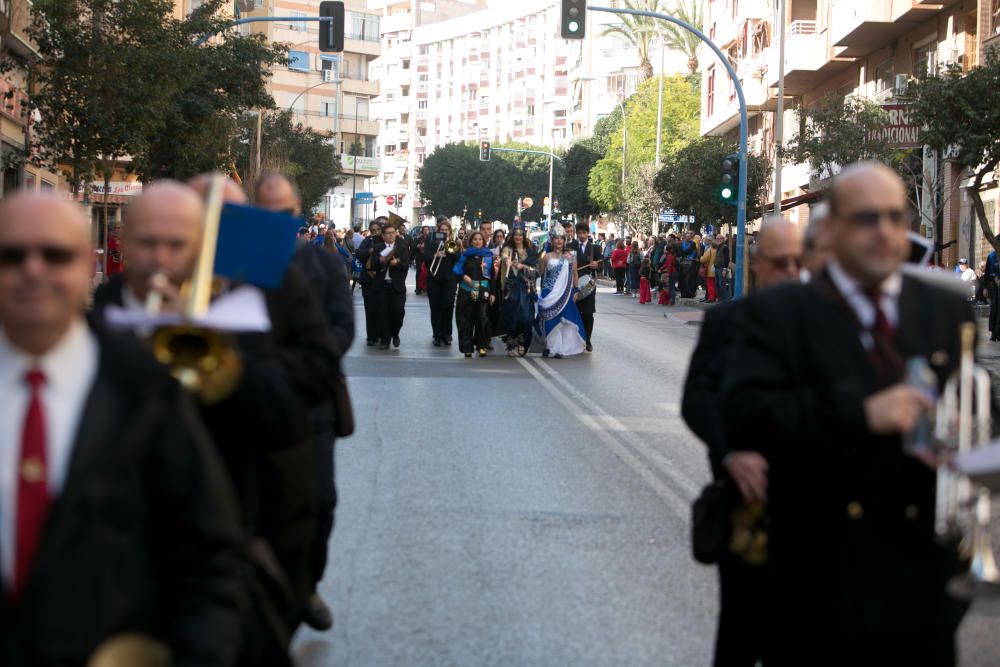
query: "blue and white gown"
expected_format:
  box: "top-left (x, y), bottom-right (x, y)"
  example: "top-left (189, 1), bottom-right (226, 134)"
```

top-left (536, 253), bottom-right (586, 356)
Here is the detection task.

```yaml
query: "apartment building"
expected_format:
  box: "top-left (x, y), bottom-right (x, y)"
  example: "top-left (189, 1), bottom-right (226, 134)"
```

top-left (701, 0), bottom-right (999, 269)
top-left (225, 0), bottom-right (381, 228)
top-left (369, 0), bottom-right (688, 223)
top-left (0, 0), bottom-right (64, 197)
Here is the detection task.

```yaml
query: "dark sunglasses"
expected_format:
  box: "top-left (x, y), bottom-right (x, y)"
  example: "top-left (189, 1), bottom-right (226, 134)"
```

top-left (0, 244), bottom-right (79, 268)
top-left (846, 208), bottom-right (908, 229)
top-left (760, 254), bottom-right (802, 270)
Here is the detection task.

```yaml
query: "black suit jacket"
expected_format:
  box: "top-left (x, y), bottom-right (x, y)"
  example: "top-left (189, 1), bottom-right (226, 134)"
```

top-left (721, 271), bottom-right (972, 641)
top-left (371, 239), bottom-right (411, 293)
top-left (568, 238), bottom-right (601, 278)
top-left (354, 236), bottom-right (377, 285)
top-left (681, 298), bottom-right (747, 478)
top-left (0, 324), bottom-right (243, 667)
top-left (294, 242), bottom-right (355, 356)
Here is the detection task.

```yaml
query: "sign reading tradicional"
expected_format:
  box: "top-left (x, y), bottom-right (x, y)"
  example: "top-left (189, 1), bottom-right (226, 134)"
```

top-left (876, 104), bottom-right (921, 149)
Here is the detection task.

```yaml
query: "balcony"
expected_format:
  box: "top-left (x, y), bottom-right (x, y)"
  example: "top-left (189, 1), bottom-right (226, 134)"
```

top-left (830, 0), bottom-right (938, 58)
top-left (344, 37), bottom-right (381, 58)
top-left (341, 78), bottom-right (379, 97)
top-left (766, 20), bottom-right (856, 96)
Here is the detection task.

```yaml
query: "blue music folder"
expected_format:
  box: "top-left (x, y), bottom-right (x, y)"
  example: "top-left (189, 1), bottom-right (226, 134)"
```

top-left (214, 203), bottom-right (300, 289)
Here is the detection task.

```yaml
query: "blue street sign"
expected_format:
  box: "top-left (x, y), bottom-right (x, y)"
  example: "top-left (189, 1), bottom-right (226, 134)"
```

top-left (355, 192), bottom-right (374, 201)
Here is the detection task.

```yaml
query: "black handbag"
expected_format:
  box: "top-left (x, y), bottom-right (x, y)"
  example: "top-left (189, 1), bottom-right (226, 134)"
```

top-left (691, 480), bottom-right (736, 565)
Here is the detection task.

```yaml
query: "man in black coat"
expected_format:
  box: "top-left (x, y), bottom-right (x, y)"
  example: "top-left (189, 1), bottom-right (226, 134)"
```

top-left (255, 173), bottom-right (354, 631)
top-left (424, 217), bottom-right (460, 346)
top-left (91, 181), bottom-right (336, 652)
top-left (0, 192), bottom-right (243, 666)
top-left (567, 221), bottom-right (601, 352)
top-left (355, 217), bottom-right (386, 345)
top-left (682, 219), bottom-right (803, 667)
top-left (370, 223), bottom-right (411, 349)
top-left (722, 163), bottom-right (971, 666)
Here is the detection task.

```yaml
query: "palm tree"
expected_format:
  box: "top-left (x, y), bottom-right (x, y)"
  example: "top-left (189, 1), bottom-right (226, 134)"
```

top-left (601, 0), bottom-right (662, 81)
top-left (660, 0), bottom-right (706, 75)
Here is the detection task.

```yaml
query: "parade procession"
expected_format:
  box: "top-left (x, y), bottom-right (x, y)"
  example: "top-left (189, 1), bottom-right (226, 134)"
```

top-left (3, 0), bottom-right (1000, 666)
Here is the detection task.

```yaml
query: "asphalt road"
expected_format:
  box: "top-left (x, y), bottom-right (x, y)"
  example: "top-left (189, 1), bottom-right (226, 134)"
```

top-left (293, 278), bottom-right (1000, 667)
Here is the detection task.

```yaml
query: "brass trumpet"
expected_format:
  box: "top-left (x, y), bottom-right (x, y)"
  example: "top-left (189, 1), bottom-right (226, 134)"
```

top-left (144, 173), bottom-right (242, 405)
top-left (429, 238), bottom-right (461, 276)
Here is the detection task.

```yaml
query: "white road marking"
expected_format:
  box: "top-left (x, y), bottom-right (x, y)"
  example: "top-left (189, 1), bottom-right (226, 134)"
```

top-left (516, 357), bottom-right (690, 518)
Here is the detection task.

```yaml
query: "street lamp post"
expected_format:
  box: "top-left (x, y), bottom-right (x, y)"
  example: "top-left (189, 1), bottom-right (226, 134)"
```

top-left (543, 100), bottom-right (571, 227)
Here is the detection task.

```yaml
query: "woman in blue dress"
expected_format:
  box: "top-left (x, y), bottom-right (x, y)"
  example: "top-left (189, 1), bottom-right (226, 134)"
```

top-left (536, 225), bottom-right (586, 358)
top-left (499, 225), bottom-right (539, 356)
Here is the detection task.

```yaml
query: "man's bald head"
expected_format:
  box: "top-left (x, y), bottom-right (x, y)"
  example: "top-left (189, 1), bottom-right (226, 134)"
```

top-left (753, 217), bottom-right (804, 289)
top-left (255, 172), bottom-right (301, 217)
top-left (188, 173), bottom-right (249, 205)
top-left (122, 180), bottom-right (205, 298)
top-left (826, 161), bottom-right (910, 288)
top-left (0, 192), bottom-right (94, 354)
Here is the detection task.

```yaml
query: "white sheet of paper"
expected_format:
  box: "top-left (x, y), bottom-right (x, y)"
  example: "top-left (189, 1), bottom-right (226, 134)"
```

top-left (103, 285), bottom-right (271, 333)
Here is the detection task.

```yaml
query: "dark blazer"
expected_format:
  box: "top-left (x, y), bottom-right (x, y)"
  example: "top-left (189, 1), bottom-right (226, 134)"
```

top-left (424, 237), bottom-right (460, 283)
top-left (354, 236), bottom-right (377, 285)
top-left (721, 271), bottom-right (972, 644)
top-left (294, 242), bottom-right (355, 356)
top-left (568, 238), bottom-right (601, 278)
top-left (681, 298), bottom-right (747, 478)
top-left (371, 239), bottom-right (411, 293)
top-left (0, 323), bottom-right (243, 667)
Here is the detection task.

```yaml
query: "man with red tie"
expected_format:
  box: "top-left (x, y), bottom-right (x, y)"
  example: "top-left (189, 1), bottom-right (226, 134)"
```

top-left (0, 192), bottom-right (244, 666)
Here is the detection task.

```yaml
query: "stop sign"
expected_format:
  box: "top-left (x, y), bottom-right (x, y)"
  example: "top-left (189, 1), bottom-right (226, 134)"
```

top-left (386, 195), bottom-right (395, 206)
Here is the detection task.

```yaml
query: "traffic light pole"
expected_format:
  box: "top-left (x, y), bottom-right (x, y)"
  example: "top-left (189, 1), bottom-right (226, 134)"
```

top-left (587, 6), bottom-right (749, 298)
top-left (194, 16), bottom-right (335, 47)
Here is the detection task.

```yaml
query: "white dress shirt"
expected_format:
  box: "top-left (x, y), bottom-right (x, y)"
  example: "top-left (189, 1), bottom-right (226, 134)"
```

top-left (0, 318), bottom-right (98, 587)
top-left (827, 258), bottom-right (902, 350)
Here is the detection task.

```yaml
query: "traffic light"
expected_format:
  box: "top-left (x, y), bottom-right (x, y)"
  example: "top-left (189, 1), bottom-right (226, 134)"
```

top-left (561, 0), bottom-right (586, 39)
top-left (319, 2), bottom-right (345, 53)
top-left (719, 152), bottom-right (740, 205)
top-left (479, 141), bottom-right (491, 161)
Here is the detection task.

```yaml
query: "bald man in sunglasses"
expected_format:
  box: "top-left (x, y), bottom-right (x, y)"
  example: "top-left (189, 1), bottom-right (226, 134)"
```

top-left (0, 192), bottom-right (243, 665)
top-left (721, 162), bottom-right (974, 665)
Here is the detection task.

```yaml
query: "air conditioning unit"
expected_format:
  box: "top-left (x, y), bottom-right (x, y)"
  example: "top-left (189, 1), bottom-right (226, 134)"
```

top-left (894, 73), bottom-right (909, 95)
top-left (323, 69), bottom-right (337, 82)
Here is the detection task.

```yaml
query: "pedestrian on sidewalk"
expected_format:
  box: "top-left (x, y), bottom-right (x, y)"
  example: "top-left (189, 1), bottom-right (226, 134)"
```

top-left (700, 239), bottom-right (717, 303)
top-left (638, 258), bottom-right (652, 303)
top-left (603, 234), bottom-right (615, 278)
top-left (627, 240), bottom-right (642, 297)
top-left (611, 240), bottom-right (628, 294)
top-left (714, 234), bottom-right (731, 301)
top-left (658, 247), bottom-right (678, 305)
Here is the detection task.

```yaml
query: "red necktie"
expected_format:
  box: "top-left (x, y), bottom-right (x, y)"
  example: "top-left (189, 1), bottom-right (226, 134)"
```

top-left (863, 290), bottom-right (901, 388)
top-left (13, 368), bottom-right (51, 600)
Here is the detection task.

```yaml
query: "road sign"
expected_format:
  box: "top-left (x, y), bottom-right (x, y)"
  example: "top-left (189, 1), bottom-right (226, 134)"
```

top-left (386, 195), bottom-right (395, 206)
top-left (355, 191), bottom-right (373, 200)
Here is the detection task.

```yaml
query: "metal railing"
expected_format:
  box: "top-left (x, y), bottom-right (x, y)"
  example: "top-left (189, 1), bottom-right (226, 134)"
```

top-left (788, 19), bottom-right (818, 36)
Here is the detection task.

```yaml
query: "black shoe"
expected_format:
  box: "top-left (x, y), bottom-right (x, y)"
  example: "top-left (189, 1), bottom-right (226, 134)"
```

top-left (378, 340), bottom-right (389, 350)
top-left (366, 339), bottom-right (377, 346)
top-left (586, 342), bottom-right (593, 352)
top-left (464, 352), bottom-right (472, 358)
top-left (542, 349), bottom-right (550, 358)
top-left (553, 353), bottom-right (564, 359)
top-left (486, 343), bottom-right (494, 351)
top-left (445, 336), bottom-right (453, 345)
top-left (392, 335), bottom-right (400, 348)
top-left (433, 338), bottom-right (442, 347)
top-left (303, 593), bottom-right (333, 631)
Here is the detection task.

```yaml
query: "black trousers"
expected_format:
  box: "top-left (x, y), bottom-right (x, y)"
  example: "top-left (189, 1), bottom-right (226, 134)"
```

top-left (309, 418), bottom-right (336, 587)
top-left (455, 290), bottom-right (489, 353)
top-left (614, 267), bottom-right (626, 292)
top-left (577, 291), bottom-right (595, 343)
top-left (361, 282), bottom-right (378, 342)
top-left (427, 278), bottom-right (457, 340)
top-left (681, 261), bottom-right (698, 298)
top-left (374, 281), bottom-right (405, 342)
top-left (714, 555), bottom-right (767, 667)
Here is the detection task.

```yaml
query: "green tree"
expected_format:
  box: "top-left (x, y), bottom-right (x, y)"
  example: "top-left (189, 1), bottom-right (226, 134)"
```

top-left (560, 142), bottom-right (602, 219)
top-left (621, 164), bottom-right (663, 235)
top-left (232, 111), bottom-right (344, 213)
top-left (783, 94), bottom-right (892, 182)
top-left (27, 0), bottom-right (183, 192)
top-left (601, 0), bottom-right (662, 81)
top-left (903, 47), bottom-right (1000, 253)
top-left (418, 142), bottom-right (559, 223)
top-left (659, 0), bottom-right (705, 75)
top-left (654, 135), bottom-right (770, 227)
top-left (588, 74), bottom-right (700, 212)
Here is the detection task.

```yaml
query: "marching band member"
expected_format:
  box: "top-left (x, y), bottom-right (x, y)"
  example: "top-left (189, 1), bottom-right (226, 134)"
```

top-left (722, 163), bottom-right (973, 666)
top-left (499, 225), bottom-right (539, 357)
top-left (567, 221), bottom-right (601, 352)
top-left (354, 218), bottom-right (385, 346)
top-left (453, 231), bottom-right (496, 358)
top-left (0, 192), bottom-right (243, 666)
top-left (537, 225), bottom-right (586, 359)
top-left (424, 216), bottom-right (461, 347)
top-left (370, 222), bottom-right (410, 350)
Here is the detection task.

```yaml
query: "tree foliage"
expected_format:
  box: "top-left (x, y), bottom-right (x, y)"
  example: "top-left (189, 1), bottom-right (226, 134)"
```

top-left (601, 0), bottom-right (663, 81)
top-left (232, 111), bottom-right (344, 214)
top-left (659, 0), bottom-right (705, 74)
top-left (588, 74), bottom-right (700, 212)
top-left (620, 163), bottom-right (662, 235)
top-left (654, 135), bottom-right (770, 226)
top-left (783, 94), bottom-right (892, 181)
top-left (560, 142), bottom-right (602, 219)
top-left (26, 0), bottom-right (286, 186)
top-left (903, 46), bottom-right (1000, 253)
top-left (417, 142), bottom-right (561, 223)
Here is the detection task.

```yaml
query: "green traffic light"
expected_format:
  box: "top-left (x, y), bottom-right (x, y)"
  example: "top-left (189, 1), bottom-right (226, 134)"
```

top-left (568, 20), bottom-right (579, 32)
top-left (721, 187), bottom-right (733, 200)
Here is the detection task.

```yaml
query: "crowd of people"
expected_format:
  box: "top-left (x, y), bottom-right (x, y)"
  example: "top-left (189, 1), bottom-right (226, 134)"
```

top-left (682, 162), bottom-right (982, 667)
top-left (353, 217), bottom-right (599, 359)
